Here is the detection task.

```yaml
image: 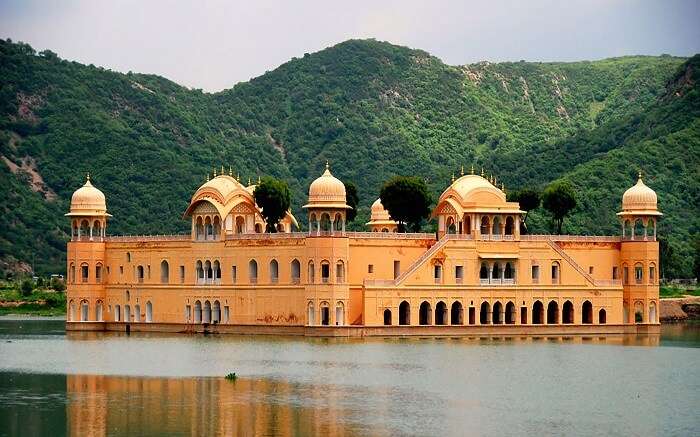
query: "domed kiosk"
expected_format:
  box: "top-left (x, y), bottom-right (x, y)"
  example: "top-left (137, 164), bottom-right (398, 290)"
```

top-left (65, 174), bottom-right (111, 241)
top-left (303, 162), bottom-right (351, 235)
top-left (617, 172), bottom-right (662, 240)
top-left (366, 198), bottom-right (398, 233)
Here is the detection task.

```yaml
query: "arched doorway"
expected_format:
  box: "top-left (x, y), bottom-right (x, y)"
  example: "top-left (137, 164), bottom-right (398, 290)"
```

top-left (547, 301), bottom-right (559, 324)
top-left (492, 301), bottom-right (503, 324)
top-left (435, 301), bottom-right (447, 325)
top-left (582, 301), bottom-right (592, 324)
top-left (95, 301), bottom-right (103, 322)
top-left (203, 301), bottom-right (212, 324)
top-left (649, 301), bottom-right (657, 323)
top-left (505, 302), bottom-right (516, 324)
top-left (335, 301), bottom-right (345, 326)
top-left (320, 301), bottom-right (330, 326)
top-left (194, 301), bottom-right (202, 323)
top-left (399, 301), bottom-right (410, 325)
top-left (419, 301), bottom-right (432, 325)
top-left (599, 309), bottom-right (607, 324)
top-left (124, 305), bottom-right (131, 322)
top-left (450, 301), bottom-right (464, 325)
top-left (383, 309), bottom-right (392, 325)
top-left (532, 301), bottom-right (544, 324)
top-left (634, 301), bottom-right (644, 323)
top-left (212, 300), bottom-right (221, 323)
top-left (146, 301), bottom-right (153, 322)
top-left (80, 300), bottom-right (89, 321)
top-left (307, 301), bottom-right (315, 326)
top-left (480, 302), bottom-right (491, 324)
top-left (563, 301), bottom-right (574, 324)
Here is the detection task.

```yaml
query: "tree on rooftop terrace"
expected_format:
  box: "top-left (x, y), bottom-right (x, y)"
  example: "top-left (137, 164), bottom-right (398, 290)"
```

top-left (253, 177), bottom-right (291, 233)
top-left (344, 181), bottom-right (359, 222)
top-left (380, 176), bottom-right (432, 233)
top-left (542, 180), bottom-right (577, 234)
top-left (507, 188), bottom-right (541, 232)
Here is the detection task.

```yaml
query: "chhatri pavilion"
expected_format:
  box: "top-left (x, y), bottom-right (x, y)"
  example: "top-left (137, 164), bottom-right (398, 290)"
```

top-left (65, 165), bottom-right (661, 335)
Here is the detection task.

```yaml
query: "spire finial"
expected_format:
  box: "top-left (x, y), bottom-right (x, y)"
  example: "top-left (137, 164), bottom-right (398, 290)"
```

top-left (86, 172), bottom-right (91, 182)
top-left (451, 172), bottom-right (455, 183)
top-left (501, 182), bottom-right (505, 192)
top-left (325, 160), bottom-right (330, 171)
top-left (471, 164), bottom-right (474, 175)
top-left (460, 165), bottom-right (464, 176)
top-left (229, 165), bottom-right (233, 176)
top-left (213, 167), bottom-right (217, 177)
top-left (206, 172), bottom-right (210, 182)
top-left (236, 172), bottom-right (240, 181)
top-left (638, 169), bottom-right (643, 180)
top-left (481, 168), bottom-right (485, 177)
top-left (221, 165), bottom-right (225, 175)
top-left (257, 175), bottom-right (261, 184)
top-left (248, 177), bottom-right (251, 185)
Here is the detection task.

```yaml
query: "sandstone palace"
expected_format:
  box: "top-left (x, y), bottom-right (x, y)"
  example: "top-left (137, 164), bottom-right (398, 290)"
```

top-left (65, 165), bottom-right (661, 335)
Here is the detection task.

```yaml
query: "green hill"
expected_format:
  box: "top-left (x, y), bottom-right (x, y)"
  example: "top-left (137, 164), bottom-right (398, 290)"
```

top-left (0, 38), bottom-right (697, 277)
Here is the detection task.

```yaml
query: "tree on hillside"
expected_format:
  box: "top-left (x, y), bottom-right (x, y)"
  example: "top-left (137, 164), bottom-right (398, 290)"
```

top-left (253, 177), bottom-right (291, 233)
top-left (507, 188), bottom-right (540, 232)
top-left (693, 237), bottom-right (700, 282)
top-left (542, 180), bottom-right (577, 234)
top-left (380, 176), bottom-right (432, 232)
top-left (344, 181), bottom-right (359, 222)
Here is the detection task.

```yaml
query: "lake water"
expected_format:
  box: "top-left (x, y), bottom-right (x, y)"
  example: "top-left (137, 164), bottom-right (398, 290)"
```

top-left (0, 319), bottom-right (699, 436)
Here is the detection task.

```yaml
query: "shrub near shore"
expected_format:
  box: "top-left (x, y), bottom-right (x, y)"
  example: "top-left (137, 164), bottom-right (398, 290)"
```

top-left (0, 279), bottom-right (66, 316)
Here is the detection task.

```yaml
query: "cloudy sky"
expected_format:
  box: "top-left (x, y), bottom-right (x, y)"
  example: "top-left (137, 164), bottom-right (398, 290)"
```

top-left (1, 0), bottom-right (698, 92)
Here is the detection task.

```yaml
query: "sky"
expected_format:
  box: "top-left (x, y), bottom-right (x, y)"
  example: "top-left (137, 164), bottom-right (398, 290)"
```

top-left (1, 0), bottom-right (699, 92)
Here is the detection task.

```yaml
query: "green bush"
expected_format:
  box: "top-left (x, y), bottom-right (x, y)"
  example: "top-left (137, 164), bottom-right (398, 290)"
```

top-left (20, 279), bottom-right (34, 297)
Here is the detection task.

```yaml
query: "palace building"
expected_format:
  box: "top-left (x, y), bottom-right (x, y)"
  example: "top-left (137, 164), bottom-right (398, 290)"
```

top-left (65, 166), bottom-right (661, 335)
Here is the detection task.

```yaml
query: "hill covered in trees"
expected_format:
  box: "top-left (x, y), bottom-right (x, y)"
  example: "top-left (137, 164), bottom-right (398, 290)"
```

top-left (0, 38), bottom-right (697, 277)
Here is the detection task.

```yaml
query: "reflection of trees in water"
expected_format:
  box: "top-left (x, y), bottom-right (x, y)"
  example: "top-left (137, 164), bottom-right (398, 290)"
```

top-left (66, 375), bottom-right (376, 437)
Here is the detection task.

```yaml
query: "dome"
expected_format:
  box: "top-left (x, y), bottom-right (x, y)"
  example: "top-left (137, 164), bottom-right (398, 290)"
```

top-left (195, 174), bottom-right (244, 202)
top-left (303, 163), bottom-right (350, 209)
top-left (66, 175), bottom-right (109, 216)
top-left (620, 174), bottom-right (661, 215)
top-left (366, 198), bottom-right (397, 226)
top-left (444, 174), bottom-right (505, 203)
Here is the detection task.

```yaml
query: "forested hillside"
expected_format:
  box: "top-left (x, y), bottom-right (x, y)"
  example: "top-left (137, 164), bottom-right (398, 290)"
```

top-left (0, 38), bottom-right (697, 277)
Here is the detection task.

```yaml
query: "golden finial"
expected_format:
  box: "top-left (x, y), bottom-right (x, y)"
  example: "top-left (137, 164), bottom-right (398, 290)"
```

top-left (221, 165), bottom-right (224, 175)
top-left (494, 176), bottom-right (498, 186)
top-left (257, 175), bottom-right (261, 184)
top-left (206, 172), bottom-right (210, 182)
top-left (471, 165), bottom-right (474, 175)
top-left (460, 165), bottom-right (464, 176)
top-left (501, 182), bottom-right (505, 192)
top-left (451, 173), bottom-right (455, 183)
top-left (248, 177), bottom-right (251, 185)
top-left (229, 165), bottom-right (233, 176)
top-left (481, 168), bottom-right (485, 177)
top-left (325, 160), bottom-right (330, 171)
top-left (213, 167), bottom-right (217, 177)
top-left (236, 172), bottom-right (240, 181)
top-left (86, 172), bottom-right (91, 182)
top-left (638, 169), bottom-right (643, 180)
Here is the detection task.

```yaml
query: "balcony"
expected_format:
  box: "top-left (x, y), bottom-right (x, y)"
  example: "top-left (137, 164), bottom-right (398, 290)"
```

top-left (479, 278), bottom-right (516, 286)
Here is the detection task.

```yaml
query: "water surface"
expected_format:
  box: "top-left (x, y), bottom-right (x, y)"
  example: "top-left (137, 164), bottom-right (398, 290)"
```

top-left (1, 320), bottom-right (698, 436)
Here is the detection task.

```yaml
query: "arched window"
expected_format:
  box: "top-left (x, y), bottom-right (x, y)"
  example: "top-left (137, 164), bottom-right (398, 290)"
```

top-left (431, 301), bottom-right (445, 325)
top-left (479, 263), bottom-right (489, 280)
top-left (446, 217), bottom-right (456, 234)
top-left (505, 301), bottom-right (516, 324)
top-left (622, 263), bottom-right (629, 285)
top-left (124, 304), bottom-right (131, 322)
top-left (146, 301), bottom-right (153, 322)
top-left (399, 301), bottom-right (410, 325)
top-left (384, 309), bottom-right (392, 325)
top-left (551, 261), bottom-right (560, 284)
top-left (249, 260), bottom-right (258, 284)
top-left (137, 265), bottom-right (144, 283)
top-left (480, 302), bottom-right (491, 324)
top-left (204, 260), bottom-right (212, 283)
top-left (212, 300), bottom-right (221, 324)
top-left (270, 259), bottom-right (279, 283)
top-left (320, 260), bottom-right (330, 283)
top-left (255, 223), bottom-right (262, 233)
top-left (480, 216), bottom-right (490, 235)
top-left (69, 263), bottom-right (75, 284)
top-left (649, 301), bottom-right (657, 323)
top-left (79, 220), bottom-right (89, 240)
top-left (547, 301), bottom-right (559, 324)
top-left (320, 213), bottom-right (332, 232)
top-left (419, 301), bottom-right (432, 325)
top-left (194, 300), bottom-right (202, 323)
top-left (95, 301), bottom-right (103, 322)
top-left (81, 263), bottom-right (89, 283)
top-left (336, 260), bottom-right (345, 283)
top-left (80, 300), bottom-right (89, 321)
top-left (195, 217), bottom-right (204, 240)
top-left (335, 301), bottom-right (345, 325)
top-left (634, 263), bottom-right (643, 284)
top-left (235, 216), bottom-right (245, 234)
top-left (634, 219), bottom-right (645, 238)
top-left (114, 304), bottom-right (121, 322)
top-left (291, 259), bottom-right (301, 283)
top-left (307, 301), bottom-right (315, 326)
top-left (320, 301), bottom-right (330, 325)
top-left (334, 213), bottom-right (343, 232)
top-left (134, 304), bottom-right (141, 322)
top-left (213, 260), bottom-right (221, 282)
top-left (505, 216), bottom-right (514, 235)
top-left (95, 263), bottom-right (103, 283)
top-left (93, 220), bottom-right (102, 239)
top-left (648, 263), bottom-right (656, 284)
top-left (504, 262), bottom-right (514, 280)
top-left (203, 300), bottom-right (212, 324)
top-left (196, 260), bottom-right (204, 284)
top-left (492, 216), bottom-right (501, 235)
top-left (582, 301), bottom-right (593, 324)
top-left (160, 260), bottom-right (169, 284)
top-left (307, 261), bottom-right (315, 284)
top-left (464, 215), bottom-right (471, 234)
top-left (205, 216), bottom-right (213, 240)
top-left (491, 263), bottom-right (501, 280)
top-left (532, 301), bottom-right (544, 324)
top-left (213, 216), bottom-right (221, 239)
top-left (634, 301), bottom-right (644, 323)
top-left (599, 308), bottom-right (607, 324)
top-left (563, 300), bottom-right (574, 324)
top-left (492, 301), bottom-right (503, 324)
top-left (451, 301), bottom-right (464, 325)
top-left (126, 252), bottom-right (131, 262)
